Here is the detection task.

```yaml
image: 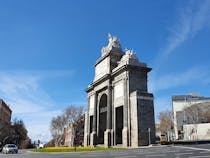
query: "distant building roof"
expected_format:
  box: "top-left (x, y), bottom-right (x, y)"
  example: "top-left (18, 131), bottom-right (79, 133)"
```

top-left (172, 94), bottom-right (210, 102)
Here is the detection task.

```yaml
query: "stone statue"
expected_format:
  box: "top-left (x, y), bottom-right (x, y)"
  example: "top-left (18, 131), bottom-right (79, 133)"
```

top-left (107, 33), bottom-right (121, 49)
top-left (101, 33), bottom-right (122, 56)
top-left (125, 48), bottom-right (134, 56)
top-left (117, 48), bottom-right (143, 66)
top-left (125, 48), bottom-right (138, 60)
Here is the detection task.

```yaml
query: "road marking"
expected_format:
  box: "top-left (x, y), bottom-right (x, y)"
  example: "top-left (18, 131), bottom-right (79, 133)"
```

top-left (200, 151), bottom-right (210, 154)
top-left (189, 156), bottom-right (210, 158)
top-left (145, 154), bottom-right (166, 157)
top-left (175, 146), bottom-right (210, 152)
top-left (81, 155), bottom-right (102, 157)
top-left (161, 150), bottom-right (179, 153)
top-left (136, 152), bottom-right (156, 155)
top-left (115, 156), bottom-right (137, 158)
top-left (175, 152), bottom-right (193, 155)
top-left (111, 152), bottom-right (128, 155)
top-left (111, 153), bottom-right (131, 156)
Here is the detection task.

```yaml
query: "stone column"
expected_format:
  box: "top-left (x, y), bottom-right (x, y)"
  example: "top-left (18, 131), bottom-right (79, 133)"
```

top-left (122, 78), bottom-right (128, 147)
top-left (111, 84), bottom-right (115, 146)
top-left (84, 112), bottom-right (88, 146)
top-left (104, 85), bottom-right (112, 147)
top-left (90, 93), bottom-right (97, 146)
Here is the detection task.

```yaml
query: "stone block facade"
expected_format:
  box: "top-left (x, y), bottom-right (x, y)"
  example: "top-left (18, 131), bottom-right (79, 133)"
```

top-left (84, 34), bottom-right (155, 147)
top-left (0, 99), bottom-right (12, 125)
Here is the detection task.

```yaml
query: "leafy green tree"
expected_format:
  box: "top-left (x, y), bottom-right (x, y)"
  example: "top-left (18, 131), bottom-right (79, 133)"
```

top-left (11, 118), bottom-right (28, 148)
top-left (0, 118), bottom-right (32, 148)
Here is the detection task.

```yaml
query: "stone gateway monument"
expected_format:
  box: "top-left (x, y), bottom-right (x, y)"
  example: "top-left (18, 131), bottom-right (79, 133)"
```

top-left (84, 34), bottom-right (155, 147)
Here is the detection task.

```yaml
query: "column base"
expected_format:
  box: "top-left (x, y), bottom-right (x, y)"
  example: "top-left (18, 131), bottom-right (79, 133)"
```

top-left (90, 131), bottom-right (97, 146)
top-left (84, 134), bottom-right (89, 146)
top-left (111, 129), bottom-right (114, 146)
top-left (104, 129), bottom-right (111, 147)
top-left (122, 127), bottom-right (128, 147)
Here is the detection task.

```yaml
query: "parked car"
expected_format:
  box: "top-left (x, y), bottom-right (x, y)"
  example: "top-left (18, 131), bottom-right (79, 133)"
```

top-left (36, 143), bottom-right (44, 149)
top-left (2, 144), bottom-right (18, 154)
top-left (160, 134), bottom-right (167, 142)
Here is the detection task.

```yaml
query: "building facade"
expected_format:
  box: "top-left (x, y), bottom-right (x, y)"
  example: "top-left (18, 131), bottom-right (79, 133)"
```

top-left (0, 99), bottom-right (12, 126)
top-left (183, 123), bottom-right (210, 140)
top-left (84, 34), bottom-right (155, 147)
top-left (64, 116), bottom-right (84, 146)
top-left (64, 124), bottom-right (74, 146)
top-left (172, 94), bottom-right (210, 140)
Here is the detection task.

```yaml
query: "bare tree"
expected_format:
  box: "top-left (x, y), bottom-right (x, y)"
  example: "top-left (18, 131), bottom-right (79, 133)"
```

top-left (72, 114), bottom-right (85, 146)
top-left (181, 102), bottom-right (210, 140)
top-left (202, 105), bottom-right (210, 122)
top-left (158, 110), bottom-right (174, 141)
top-left (50, 115), bottom-right (66, 146)
top-left (64, 105), bottom-right (85, 124)
top-left (183, 102), bottom-right (210, 124)
top-left (50, 105), bottom-right (85, 146)
top-left (63, 105), bottom-right (85, 146)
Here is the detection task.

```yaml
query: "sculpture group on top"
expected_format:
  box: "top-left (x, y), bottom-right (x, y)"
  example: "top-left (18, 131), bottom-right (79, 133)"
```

top-left (101, 33), bottom-right (122, 56)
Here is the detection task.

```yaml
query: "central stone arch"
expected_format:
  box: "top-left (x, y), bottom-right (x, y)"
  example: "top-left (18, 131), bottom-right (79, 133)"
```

top-left (98, 94), bottom-right (107, 144)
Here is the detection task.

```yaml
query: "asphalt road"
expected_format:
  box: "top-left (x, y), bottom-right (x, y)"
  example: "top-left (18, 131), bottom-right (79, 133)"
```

top-left (0, 144), bottom-right (210, 158)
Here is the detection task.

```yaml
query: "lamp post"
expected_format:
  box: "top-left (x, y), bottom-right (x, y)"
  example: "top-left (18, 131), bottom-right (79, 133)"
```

top-left (148, 128), bottom-right (151, 146)
top-left (3, 136), bottom-right (9, 144)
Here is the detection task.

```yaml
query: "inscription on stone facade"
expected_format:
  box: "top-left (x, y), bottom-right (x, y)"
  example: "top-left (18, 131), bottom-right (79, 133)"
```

top-left (114, 81), bottom-right (124, 99)
top-left (94, 58), bottom-right (109, 81)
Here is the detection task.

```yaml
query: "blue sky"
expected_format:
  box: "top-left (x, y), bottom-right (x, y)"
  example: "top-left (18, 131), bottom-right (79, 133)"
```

top-left (0, 0), bottom-right (210, 142)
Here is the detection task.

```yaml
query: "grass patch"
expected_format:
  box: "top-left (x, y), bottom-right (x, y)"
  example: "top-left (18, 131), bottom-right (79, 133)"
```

top-left (32, 146), bottom-right (124, 153)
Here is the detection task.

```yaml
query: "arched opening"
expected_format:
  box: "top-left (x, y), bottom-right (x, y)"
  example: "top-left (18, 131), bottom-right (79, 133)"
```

top-left (98, 94), bottom-right (107, 144)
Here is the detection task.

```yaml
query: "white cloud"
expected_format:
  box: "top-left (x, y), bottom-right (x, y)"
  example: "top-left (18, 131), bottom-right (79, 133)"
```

top-left (162, 0), bottom-right (210, 55)
top-left (150, 66), bottom-right (210, 122)
top-left (191, 0), bottom-right (210, 34)
top-left (149, 1), bottom-right (210, 123)
top-left (13, 110), bottom-right (61, 142)
top-left (149, 67), bottom-right (210, 93)
top-left (0, 70), bottom-right (72, 142)
top-left (0, 71), bottom-right (53, 113)
top-left (150, 66), bottom-right (210, 123)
